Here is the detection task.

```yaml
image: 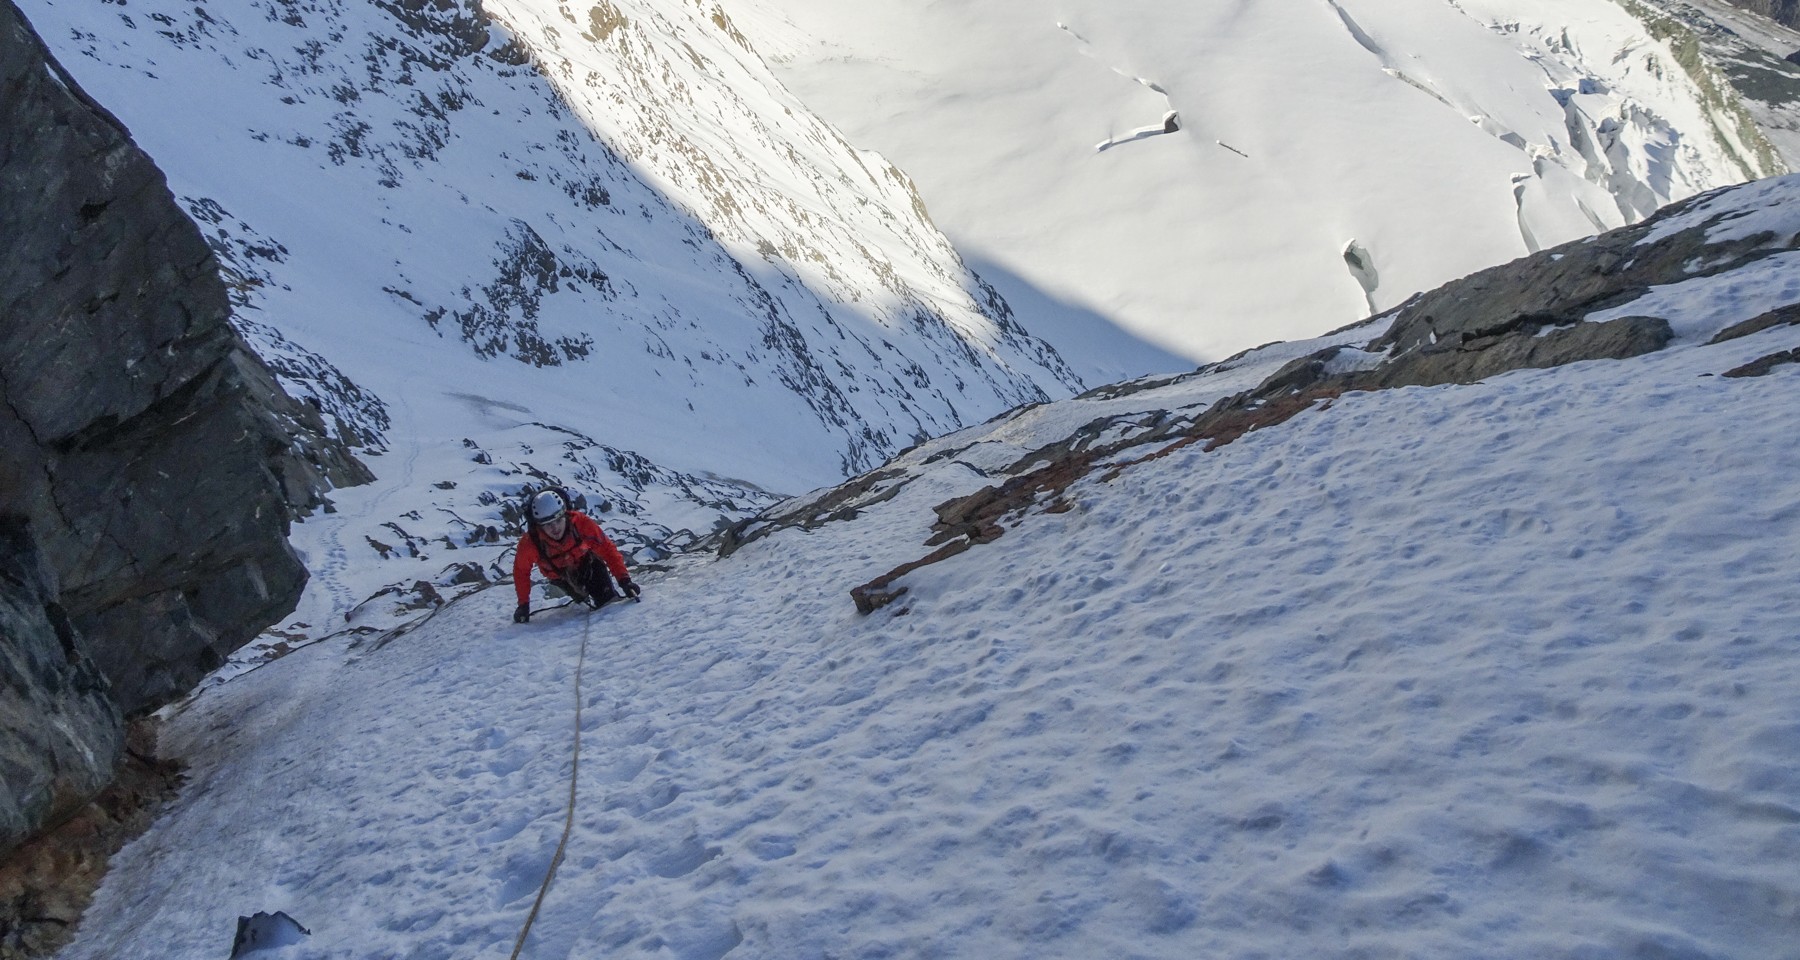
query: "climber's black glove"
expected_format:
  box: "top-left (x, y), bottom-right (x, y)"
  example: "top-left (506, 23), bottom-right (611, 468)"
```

top-left (513, 602), bottom-right (531, 624)
top-left (619, 577), bottom-right (642, 600)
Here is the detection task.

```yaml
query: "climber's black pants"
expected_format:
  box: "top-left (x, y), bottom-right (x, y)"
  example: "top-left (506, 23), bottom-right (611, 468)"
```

top-left (550, 555), bottom-right (617, 607)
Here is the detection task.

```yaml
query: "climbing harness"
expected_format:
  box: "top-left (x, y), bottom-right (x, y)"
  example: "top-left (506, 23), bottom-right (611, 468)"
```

top-left (508, 608), bottom-right (593, 959)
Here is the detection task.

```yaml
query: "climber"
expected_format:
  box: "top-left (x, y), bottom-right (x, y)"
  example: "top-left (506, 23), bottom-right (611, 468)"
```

top-left (512, 488), bottom-right (640, 623)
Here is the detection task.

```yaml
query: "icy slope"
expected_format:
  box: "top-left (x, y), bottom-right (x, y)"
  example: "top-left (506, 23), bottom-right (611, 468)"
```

top-left (55, 180), bottom-right (1800, 959)
top-left (728, 0), bottom-right (1785, 360)
top-left (17, 0), bottom-right (1127, 630)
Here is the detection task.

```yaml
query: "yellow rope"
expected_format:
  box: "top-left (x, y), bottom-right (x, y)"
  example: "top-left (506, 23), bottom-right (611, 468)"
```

top-left (509, 612), bottom-right (591, 959)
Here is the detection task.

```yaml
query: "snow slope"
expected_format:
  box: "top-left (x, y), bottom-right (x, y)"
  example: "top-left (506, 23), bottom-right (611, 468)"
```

top-left (54, 180), bottom-right (1800, 959)
top-left (727, 0), bottom-right (1785, 360)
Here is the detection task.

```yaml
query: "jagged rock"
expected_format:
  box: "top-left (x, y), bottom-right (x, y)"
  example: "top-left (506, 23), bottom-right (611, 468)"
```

top-left (1358, 315), bottom-right (1673, 390)
top-left (229, 910), bottom-right (311, 957)
top-left (712, 468), bottom-right (912, 559)
top-left (0, 718), bottom-right (184, 958)
top-left (1370, 184), bottom-right (1794, 362)
top-left (1, 0), bottom-right (365, 858)
top-left (0, 517), bottom-right (120, 860)
top-left (850, 538), bottom-right (976, 615)
top-left (1724, 346), bottom-right (1800, 377)
top-left (228, 348), bottom-right (376, 518)
top-left (1710, 300), bottom-right (1800, 344)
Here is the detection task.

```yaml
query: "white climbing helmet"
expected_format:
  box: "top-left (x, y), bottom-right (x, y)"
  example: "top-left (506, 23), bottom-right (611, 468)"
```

top-left (529, 490), bottom-right (567, 525)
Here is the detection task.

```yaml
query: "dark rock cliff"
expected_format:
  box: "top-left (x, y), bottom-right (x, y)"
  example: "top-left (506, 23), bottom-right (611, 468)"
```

top-left (0, 518), bottom-right (119, 864)
top-left (1, 0), bottom-right (364, 859)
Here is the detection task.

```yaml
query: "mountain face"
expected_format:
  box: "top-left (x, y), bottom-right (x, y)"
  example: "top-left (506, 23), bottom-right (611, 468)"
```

top-left (6, 0), bottom-right (1799, 948)
top-left (0, 0), bottom-right (365, 862)
top-left (729, 0), bottom-right (1787, 360)
top-left (22, 0), bottom-right (1799, 642)
top-left (9, 0), bottom-right (1793, 689)
top-left (15, 0), bottom-right (1119, 635)
top-left (19, 0), bottom-right (1088, 482)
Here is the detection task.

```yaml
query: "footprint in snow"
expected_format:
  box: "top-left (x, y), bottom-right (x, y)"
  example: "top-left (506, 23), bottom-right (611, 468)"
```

top-left (747, 834), bottom-right (796, 861)
top-left (492, 847), bottom-right (553, 907)
top-left (478, 807), bottom-right (535, 845)
top-left (646, 919), bottom-right (744, 960)
top-left (486, 744), bottom-right (533, 778)
top-left (588, 751), bottom-right (650, 784)
top-left (603, 778), bottom-right (683, 817)
top-left (647, 834), bottom-right (722, 878)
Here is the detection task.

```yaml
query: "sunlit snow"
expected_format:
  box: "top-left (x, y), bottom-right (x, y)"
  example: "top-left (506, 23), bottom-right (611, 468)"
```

top-left (728, 0), bottom-right (1783, 360)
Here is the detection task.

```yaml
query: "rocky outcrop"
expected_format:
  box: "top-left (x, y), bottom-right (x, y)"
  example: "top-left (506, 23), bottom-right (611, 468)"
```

top-left (1363, 197), bottom-right (1782, 364)
top-left (1724, 346), bottom-right (1800, 376)
top-left (1, 0), bottom-right (363, 859)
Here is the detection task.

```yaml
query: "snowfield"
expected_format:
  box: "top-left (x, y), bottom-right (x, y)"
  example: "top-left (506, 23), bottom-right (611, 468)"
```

top-left (59, 274), bottom-right (1800, 958)
top-left (729, 0), bottom-right (1785, 359)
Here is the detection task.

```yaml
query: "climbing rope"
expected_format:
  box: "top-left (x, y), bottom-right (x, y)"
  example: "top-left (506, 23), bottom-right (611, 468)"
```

top-left (508, 610), bottom-right (592, 959)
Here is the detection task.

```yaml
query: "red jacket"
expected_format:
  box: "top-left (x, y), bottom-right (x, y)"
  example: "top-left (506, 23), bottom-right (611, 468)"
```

top-left (514, 511), bottom-right (629, 604)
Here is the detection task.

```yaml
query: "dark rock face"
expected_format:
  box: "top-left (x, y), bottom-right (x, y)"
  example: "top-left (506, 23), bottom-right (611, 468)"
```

top-left (2, 0), bottom-right (361, 856)
top-left (1354, 314), bottom-right (1674, 390)
top-left (0, 517), bottom-right (120, 860)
